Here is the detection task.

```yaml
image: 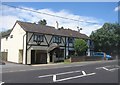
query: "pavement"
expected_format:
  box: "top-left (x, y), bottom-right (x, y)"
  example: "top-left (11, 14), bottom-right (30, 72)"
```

top-left (0, 60), bottom-right (119, 84)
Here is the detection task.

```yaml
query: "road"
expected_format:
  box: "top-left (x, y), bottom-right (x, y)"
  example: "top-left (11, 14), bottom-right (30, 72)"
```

top-left (1, 60), bottom-right (120, 84)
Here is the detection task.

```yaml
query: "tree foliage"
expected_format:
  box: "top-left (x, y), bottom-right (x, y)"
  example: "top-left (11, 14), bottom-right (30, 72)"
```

top-left (74, 39), bottom-right (88, 56)
top-left (38, 19), bottom-right (47, 25)
top-left (90, 23), bottom-right (120, 56)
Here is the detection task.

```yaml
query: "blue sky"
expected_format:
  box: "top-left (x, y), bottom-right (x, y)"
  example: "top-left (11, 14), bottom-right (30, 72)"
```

top-left (4, 2), bottom-right (118, 23)
top-left (1, 2), bottom-right (119, 35)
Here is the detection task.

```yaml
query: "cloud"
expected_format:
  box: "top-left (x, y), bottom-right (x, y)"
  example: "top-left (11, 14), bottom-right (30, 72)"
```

top-left (114, 6), bottom-right (120, 11)
top-left (1, 4), bottom-right (103, 36)
top-left (0, 15), bottom-right (23, 31)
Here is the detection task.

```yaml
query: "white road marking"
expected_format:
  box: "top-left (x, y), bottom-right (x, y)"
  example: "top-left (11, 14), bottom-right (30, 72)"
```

top-left (96, 65), bottom-right (114, 69)
top-left (38, 70), bottom-right (96, 82)
top-left (102, 67), bottom-right (109, 71)
top-left (96, 65), bottom-right (120, 72)
top-left (109, 68), bottom-right (119, 71)
top-left (0, 82), bottom-right (5, 85)
top-left (53, 75), bottom-right (57, 82)
top-left (53, 72), bottom-right (96, 82)
top-left (38, 70), bottom-right (81, 78)
top-left (38, 74), bottom-right (53, 78)
top-left (82, 71), bottom-right (87, 75)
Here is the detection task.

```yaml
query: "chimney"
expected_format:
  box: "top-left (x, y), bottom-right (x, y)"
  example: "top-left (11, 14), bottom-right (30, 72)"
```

top-left (56, 21), bottom-right (59, 29)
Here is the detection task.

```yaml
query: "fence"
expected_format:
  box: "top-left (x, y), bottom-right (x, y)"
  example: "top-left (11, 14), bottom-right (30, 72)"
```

top-left (1, 52), bottom-right (8, 61)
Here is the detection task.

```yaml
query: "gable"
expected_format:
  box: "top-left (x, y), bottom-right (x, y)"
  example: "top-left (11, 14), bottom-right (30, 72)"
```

top-left (9, 23), bottom-right (26, 38)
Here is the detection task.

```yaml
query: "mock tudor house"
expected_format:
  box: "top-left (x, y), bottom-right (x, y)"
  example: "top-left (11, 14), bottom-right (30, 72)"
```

top-left (1, 21), bottom-right (94, 64)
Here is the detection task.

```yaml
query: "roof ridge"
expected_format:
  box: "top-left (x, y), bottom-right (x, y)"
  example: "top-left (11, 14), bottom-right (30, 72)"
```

top-left (17, 20), bottom-right (55, 29)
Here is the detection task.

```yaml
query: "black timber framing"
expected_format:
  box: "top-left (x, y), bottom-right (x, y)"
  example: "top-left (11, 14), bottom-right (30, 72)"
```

top-left (27, 45), bottom-right (32, 50)
top-left (27, 33), bottom-right (34, 44)
top-left (65, 37), bottom-right (67, 59)
top-left (68, 37), bottom-right (69, 53)
top-left (26, 33), bottom-right (50, 48)
top-left (27, 44), bottom-right (74, 48)
top-left (25, 31), bottom-right (88, 64)
top-left (48, 35), bottom-right (54, 46)
top-left (61, 36), bottom-right (65, 45)
top-left (44, 35), bottom-right (49, 46)
top-left (27, 44), bottom-right (48, 47)
top-left (27, 31), bottom-right (89, 40)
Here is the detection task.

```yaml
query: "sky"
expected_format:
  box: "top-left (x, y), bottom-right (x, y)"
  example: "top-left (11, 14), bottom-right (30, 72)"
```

top-left (0, 2), bottom-right (119, 36)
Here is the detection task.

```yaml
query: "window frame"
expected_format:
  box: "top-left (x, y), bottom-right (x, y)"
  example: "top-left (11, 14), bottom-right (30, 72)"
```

top-left (10, 35), bottom-right (13, 38)
top-left (68, 37), bottom-right (74, 43)
top-left (33, 34), bottom-right (44, 42)
top-left (53, 35), bottom-right (61, 43)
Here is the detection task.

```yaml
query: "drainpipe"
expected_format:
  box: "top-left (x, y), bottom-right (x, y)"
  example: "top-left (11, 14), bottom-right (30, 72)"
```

top-left (23, 33), bottom-right (26, 64)
top-left (26, 32), bottom-right (28, 64)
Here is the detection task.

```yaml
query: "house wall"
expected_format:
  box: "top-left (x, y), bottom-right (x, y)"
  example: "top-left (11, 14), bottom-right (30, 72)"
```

top-left (26, 32), bottom-right (68, 64)
top-left (1, 23), bottom-right (26, 63)
top-left (1, 22), bottom-right (92, 64)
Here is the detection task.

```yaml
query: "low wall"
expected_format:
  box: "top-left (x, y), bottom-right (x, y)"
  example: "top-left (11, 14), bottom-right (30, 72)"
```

top-left (1, 52), bottom-right (8, 61)
top-left (65, 56), bottom-right (103, 62)
top-left (70, 57), bottom-right (85, 62)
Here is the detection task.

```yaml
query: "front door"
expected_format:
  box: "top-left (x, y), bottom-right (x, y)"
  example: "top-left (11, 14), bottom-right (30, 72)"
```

top-left (31, 50), bottom-right (35, 64)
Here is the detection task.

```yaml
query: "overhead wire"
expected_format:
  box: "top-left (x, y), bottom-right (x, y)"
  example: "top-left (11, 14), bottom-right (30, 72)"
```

top-left (2, 3), bottom-right (99, 25)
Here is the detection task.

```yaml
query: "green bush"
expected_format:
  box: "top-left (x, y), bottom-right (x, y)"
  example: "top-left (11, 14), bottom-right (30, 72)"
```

top-left (74, 39), bottom-right (88, 56)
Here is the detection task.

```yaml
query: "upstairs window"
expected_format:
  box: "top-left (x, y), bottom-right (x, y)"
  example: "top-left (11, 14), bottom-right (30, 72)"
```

top-left (6, 37), bottom-right (8, 40)
top-left (53, 36), bottom-right (61, 43)
top-left (33, 34), bottom-right (44, 42)
top-left (10, 35), bottom-right (13, 38)
top-left (68, 37), bottom-right (74, 43)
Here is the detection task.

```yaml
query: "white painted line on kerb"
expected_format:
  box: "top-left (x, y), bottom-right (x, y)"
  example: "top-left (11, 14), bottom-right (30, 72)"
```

top-left (53, 72), bottom-right (96, 82)
top-left (38, 70), bottom-right (81, 78)
top-left (0, 82), bottom-right (5, 85)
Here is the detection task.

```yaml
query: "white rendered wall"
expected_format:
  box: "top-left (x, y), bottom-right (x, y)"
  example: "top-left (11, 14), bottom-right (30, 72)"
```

top-left (6, 23), bottom-right (26, 63)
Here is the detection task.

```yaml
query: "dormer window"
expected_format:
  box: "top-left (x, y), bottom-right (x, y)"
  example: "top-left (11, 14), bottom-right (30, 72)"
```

top-left (68, 37), bottom-right (74, 43)
top-left (53, 36), bottom-right (61, 43)
top-left (33, 34), bottom-right (44, 42)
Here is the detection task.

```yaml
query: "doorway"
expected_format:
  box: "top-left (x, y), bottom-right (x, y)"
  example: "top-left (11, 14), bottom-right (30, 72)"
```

top-left (31, 50), bottom-right (47, 64)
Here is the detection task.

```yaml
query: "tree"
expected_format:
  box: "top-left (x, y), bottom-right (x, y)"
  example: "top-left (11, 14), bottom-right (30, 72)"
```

top-left (38, 19), bottom-right (47, 25)
top-left (74, 39), bottom-right (88, 56)
top-left (90, 23), bottom-right (120, 57)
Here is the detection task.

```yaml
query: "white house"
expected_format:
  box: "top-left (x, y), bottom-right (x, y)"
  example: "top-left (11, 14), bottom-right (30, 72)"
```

top-left (1, 21), bottom-right (93, 64)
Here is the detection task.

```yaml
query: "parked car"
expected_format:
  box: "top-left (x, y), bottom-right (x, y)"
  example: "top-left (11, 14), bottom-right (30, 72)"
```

top-left (93, 52), bottom-right (112, 60)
